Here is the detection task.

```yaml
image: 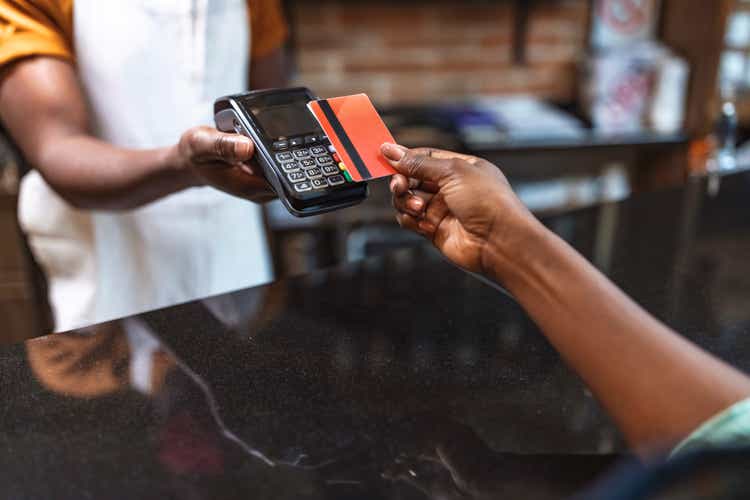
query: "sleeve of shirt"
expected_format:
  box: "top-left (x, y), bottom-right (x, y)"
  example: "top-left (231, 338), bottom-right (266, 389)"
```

top-left (248, 0), bottom-right (289, 59)
top-left (0, 0), bottom-right (73, 70)
top-left (671, 398), bottom-right (750, 458)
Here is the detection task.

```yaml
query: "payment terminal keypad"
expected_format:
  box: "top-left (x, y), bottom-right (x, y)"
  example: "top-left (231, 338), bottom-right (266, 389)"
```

top-left (287, 170), bottom-right (306, 183)
top-left (305, 167), bottom-right (323, 179)
top-left (271, 134), bottom-right (355, 194)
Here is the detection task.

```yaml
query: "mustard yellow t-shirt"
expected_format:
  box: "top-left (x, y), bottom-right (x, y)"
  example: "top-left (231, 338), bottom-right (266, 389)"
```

top-left (0, 0), bottom-right (288, 68)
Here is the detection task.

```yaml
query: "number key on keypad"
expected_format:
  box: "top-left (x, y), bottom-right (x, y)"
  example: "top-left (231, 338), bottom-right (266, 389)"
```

top-left (276, 152), bottom-right (294, 163)
top-left (282, 161), bottom-right (301, 173)
top-left (311, 178), bottom-right (328, 189)
top-left (305, 167), bottom-right (323, 179)
top-left (287, 171), bottom-right (306, 183)
top-left (293, 149), bottom-right (310, 159)
top-left (316, 155), bottom-right (333, 166)
top-left (310, 146), bottom-right (327, 156)
top-left (299, 158), bottom-right (317, 169)
top-left (321, 165), bottom-right (339, 176)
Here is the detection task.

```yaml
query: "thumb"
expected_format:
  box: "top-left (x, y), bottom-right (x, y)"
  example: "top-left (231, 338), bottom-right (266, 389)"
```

top-left (185, 127), bottom-right (255, 163)
top-left (212, 132), bottom-right (255, 162)
top-left (381, 143), bottom-right (453, 184)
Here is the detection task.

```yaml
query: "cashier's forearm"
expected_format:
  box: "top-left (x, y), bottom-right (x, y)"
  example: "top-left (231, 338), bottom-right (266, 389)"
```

top-left (32, 135), bottom-right (196, 210)
top-left (485, 223), bottom-right (750, 454)
top-left (0, 58), bottom-right (196, 210)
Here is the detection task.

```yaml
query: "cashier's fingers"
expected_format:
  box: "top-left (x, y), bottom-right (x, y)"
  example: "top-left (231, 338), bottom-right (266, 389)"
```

top-left (237, 160), bottom-right (264, 178)
top-left (180, 126), bottom-right (255, 164)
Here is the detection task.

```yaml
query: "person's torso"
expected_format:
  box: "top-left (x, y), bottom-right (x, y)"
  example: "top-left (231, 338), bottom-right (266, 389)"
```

top-left (18, 0), bottom-right (272, 331)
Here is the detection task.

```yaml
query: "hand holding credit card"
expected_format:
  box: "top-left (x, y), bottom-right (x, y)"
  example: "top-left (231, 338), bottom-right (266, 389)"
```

top-left (308, 94), bottom-right (397, 183)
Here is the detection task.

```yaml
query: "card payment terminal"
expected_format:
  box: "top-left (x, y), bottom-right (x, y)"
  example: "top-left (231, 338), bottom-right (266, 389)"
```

top-left (214, 87), bottom-right (368, 217)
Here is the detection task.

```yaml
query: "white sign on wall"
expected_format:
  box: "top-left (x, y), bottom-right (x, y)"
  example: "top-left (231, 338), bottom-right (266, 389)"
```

top-left (591, 0), bottom-right (661, 49)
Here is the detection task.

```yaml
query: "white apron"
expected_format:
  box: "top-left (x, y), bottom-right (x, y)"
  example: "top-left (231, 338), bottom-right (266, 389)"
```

top-left (17, 0), bottom-right (272, 332)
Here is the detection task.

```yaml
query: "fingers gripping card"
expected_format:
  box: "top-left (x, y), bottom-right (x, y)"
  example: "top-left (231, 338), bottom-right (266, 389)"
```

top-left (308, 94), bottom-right (397, 182)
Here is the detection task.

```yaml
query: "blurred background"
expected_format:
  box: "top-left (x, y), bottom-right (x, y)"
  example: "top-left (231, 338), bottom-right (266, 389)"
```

top-left (1, 0), bottom-right (749, 340)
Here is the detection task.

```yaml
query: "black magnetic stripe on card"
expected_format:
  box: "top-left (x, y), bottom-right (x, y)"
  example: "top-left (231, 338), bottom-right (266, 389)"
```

top-left (317, 99), bottom-right (370, 179)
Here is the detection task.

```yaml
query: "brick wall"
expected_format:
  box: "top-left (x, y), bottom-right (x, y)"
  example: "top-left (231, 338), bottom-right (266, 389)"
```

top-left (289, 0), bottom-right (590, 105)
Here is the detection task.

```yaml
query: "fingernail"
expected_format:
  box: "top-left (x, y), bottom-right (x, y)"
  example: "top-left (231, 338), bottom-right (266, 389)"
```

top-left (408, 197), bottom-right (423, 211)
top-left (389, 179), bottom-right (397, 192)
top-left (381, 143), bottom-right (407, 160)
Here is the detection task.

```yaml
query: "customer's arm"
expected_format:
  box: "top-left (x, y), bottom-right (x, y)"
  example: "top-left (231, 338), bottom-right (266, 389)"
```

top-left (383, 143), bottom-right (750, 455)
top-left (0, 57), bottom-right (273, 210)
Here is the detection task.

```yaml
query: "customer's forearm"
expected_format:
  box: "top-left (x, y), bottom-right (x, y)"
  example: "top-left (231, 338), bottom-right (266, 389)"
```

top-left (34, 135), bottom-right (196, 210)
top-left (485, 222), bottom-right (750, 453)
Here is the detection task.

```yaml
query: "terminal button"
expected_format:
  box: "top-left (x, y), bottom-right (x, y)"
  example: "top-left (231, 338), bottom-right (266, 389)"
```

top-left (327, 174), bottom-right (345, 186)
top-left (305, 167), bottom-right (323, 179)
top-left (321, 165), bottom-right (339, 176)
top-left (299, 158), bottom-right (317, 169)
top-left (287, 171), bottom-right (306, 183)
top-left (293, 181), bottom-right (312, 192)
top-left (275, 152), bottom-right (294, 163)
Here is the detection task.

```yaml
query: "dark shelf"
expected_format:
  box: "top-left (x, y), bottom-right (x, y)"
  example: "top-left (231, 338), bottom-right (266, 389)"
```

top-left (466, 132), bottom-right (689, 154)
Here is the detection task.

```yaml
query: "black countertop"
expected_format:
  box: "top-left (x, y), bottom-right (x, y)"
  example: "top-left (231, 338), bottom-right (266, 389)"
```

top-left (3, 171), bottom-right (750, 499)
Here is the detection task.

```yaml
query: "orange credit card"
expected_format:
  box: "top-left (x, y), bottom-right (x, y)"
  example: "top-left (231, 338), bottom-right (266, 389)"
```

top-left (308, 94), bottom-right (397, 183)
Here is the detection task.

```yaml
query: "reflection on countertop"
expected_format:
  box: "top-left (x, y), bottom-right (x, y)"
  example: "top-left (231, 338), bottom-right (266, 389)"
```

top-left (2, 170), bottom-right (750, 499)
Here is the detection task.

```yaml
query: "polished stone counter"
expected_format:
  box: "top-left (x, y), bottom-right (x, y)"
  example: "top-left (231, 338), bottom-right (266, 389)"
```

top-left (2, 171), bottom-right (750, 499)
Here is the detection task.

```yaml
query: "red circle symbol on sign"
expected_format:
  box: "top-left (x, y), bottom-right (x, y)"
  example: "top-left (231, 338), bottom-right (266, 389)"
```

top-left (601, 0), bottom-right (649, 34)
